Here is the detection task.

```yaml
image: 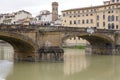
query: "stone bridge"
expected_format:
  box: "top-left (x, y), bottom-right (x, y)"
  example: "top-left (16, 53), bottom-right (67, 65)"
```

top-left (0, 24), bottom-right (120, 61)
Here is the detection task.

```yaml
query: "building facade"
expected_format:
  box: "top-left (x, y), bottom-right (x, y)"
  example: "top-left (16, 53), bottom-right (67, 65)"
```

top-left (35, 10), bottom-right (52, 25)
top-left (0, 10), bottom-right (32, 24)
top-left (62, 0), bottom-right (120, 30)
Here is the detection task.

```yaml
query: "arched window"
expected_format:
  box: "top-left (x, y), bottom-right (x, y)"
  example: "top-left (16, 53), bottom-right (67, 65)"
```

top-left (108, 16), bottom-right (111, 21)
top-left (111, 15), bottom-right (114, 21)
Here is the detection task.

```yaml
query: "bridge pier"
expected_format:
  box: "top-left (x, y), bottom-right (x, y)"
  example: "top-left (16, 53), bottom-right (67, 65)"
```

top-left (38, 52), bottom-right (64, 62)
top-left (14, 51), bottom-right (37, 62)
top-left (38, 46), bottom-right (64, 62)
top-left (91, 45), bottom-right (113, 55)
top-left (112, 45), bottom-right (120, 55)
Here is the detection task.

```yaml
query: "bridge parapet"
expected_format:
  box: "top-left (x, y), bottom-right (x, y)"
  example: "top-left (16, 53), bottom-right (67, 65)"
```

top-left (0, 24), bottom-right (119, 33)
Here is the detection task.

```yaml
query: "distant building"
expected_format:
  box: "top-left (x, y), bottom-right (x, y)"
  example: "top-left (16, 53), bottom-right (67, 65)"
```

top-left (62, 0), bottom-right (120, 30)
top-left (0, 10), bottom-right (32, 25)
top-left (35, 10), bottom-right (52, 25)
top-left (34, 2), bottom-right (61, 26)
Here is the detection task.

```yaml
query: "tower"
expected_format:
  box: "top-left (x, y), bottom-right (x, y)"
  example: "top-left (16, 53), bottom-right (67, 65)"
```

top-left (52, 2), bottom-right (58, 21)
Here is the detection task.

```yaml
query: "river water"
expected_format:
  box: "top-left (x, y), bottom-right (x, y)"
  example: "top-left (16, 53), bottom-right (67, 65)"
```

top-left (0, 46), bottom-right (120, 80)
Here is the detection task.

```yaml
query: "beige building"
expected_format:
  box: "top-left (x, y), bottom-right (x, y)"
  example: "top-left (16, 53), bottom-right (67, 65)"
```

top-left (62, 0), bottom-right (120, 30)
top-left (0, 10), bottom-right (32, 24)
top-left (62, 0), bottom-right (120, 46)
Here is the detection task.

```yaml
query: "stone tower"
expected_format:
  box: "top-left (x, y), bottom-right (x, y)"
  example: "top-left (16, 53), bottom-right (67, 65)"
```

top-left (52, 2), bottom-right (58, 21)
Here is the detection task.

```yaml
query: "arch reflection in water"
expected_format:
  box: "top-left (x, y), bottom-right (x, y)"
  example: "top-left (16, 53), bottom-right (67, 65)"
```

top-left (0, 41), bottom-right (14, 61)
top-left (64, 49), bottom-right (90, 75)
top-left (0, 60), bottom-right (13, 80)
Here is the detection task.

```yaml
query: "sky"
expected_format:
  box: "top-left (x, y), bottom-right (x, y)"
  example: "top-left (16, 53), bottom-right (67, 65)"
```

top-left (0, 0), bottom-right (105, 16)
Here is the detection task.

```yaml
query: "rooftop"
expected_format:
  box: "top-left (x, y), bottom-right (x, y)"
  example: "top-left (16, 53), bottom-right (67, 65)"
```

top-left (62, 3), bottom-right (120, 12)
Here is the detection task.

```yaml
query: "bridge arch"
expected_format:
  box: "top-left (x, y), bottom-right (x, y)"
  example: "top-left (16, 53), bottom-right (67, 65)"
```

top-left (0, 31), bottom-right (38, 61)
top-left (62, 33), bottom-right (114, 55)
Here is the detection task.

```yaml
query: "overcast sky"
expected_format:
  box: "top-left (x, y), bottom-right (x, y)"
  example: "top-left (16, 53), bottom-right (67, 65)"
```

top-left (0, 0), bottom-right (105, 16)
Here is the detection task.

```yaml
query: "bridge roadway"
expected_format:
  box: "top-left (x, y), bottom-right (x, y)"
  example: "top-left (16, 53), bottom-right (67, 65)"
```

top-left (0, 24), bottom-right (120, 61)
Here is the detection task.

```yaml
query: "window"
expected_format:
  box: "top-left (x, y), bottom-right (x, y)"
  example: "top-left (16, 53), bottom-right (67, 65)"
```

top-left (111, 11), bottom-right (114, 13)
top-left (108, 16), bottom-right (111, 21)
top-left (74, 20), bottom-right (76, 24)
top-left (103, 15), bottom-right (105, 20)
top-left (103, 22), bottom-right (105, 27)
top-left (112, 23), bottom-right (114, 29)
top-left (112, 0), bottom-right (115, 2)
top-left (70, 21), bottom-right (72, 24)
top-left (82, 20), bottom-right (85, 24)
top-left (69, 16), bottom-right (72, 18)
top-left (108, 24), bottom-right (111, 29)
top-left (86, 19), bottom-right (89, 23)
top-left (97, 22), bottom-right (99, 27)
top-left (91, 19), bottom-right (93, 23)
top-left (97, 15), bottom-right (99, 20)
top-left (90, 14), bottom-right (93, 16)
top-left (78, 20), bottom-right (80, 24)
top-left (116, 25), bottom-right (119, 29)
top-left (74, 15), bottom-right (76, 17)
top-left (78, 15), bottom-right (80, 17)
top-left (108, 11), bottom-right (110, 13)
top-left (112, 15), bottom-right (114, 21)
top-left (86, 14), bottom-right (88, 16)
top-left (116, 16), bottom-right (118, 21)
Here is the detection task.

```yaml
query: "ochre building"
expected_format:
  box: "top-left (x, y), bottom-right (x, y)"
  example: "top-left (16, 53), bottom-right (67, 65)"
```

top-left (62, 0), bottom-right (120, 30)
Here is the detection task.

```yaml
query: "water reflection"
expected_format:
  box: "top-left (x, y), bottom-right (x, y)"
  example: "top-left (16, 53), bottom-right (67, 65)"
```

top-left (0, 43), bottom-right (14, 61)
top-left (64, 49), bottom-right (90, 75)
top-left (2, 48), bottom-right (120, 80)
top-left (0, 60), bottom-right (13, 80)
